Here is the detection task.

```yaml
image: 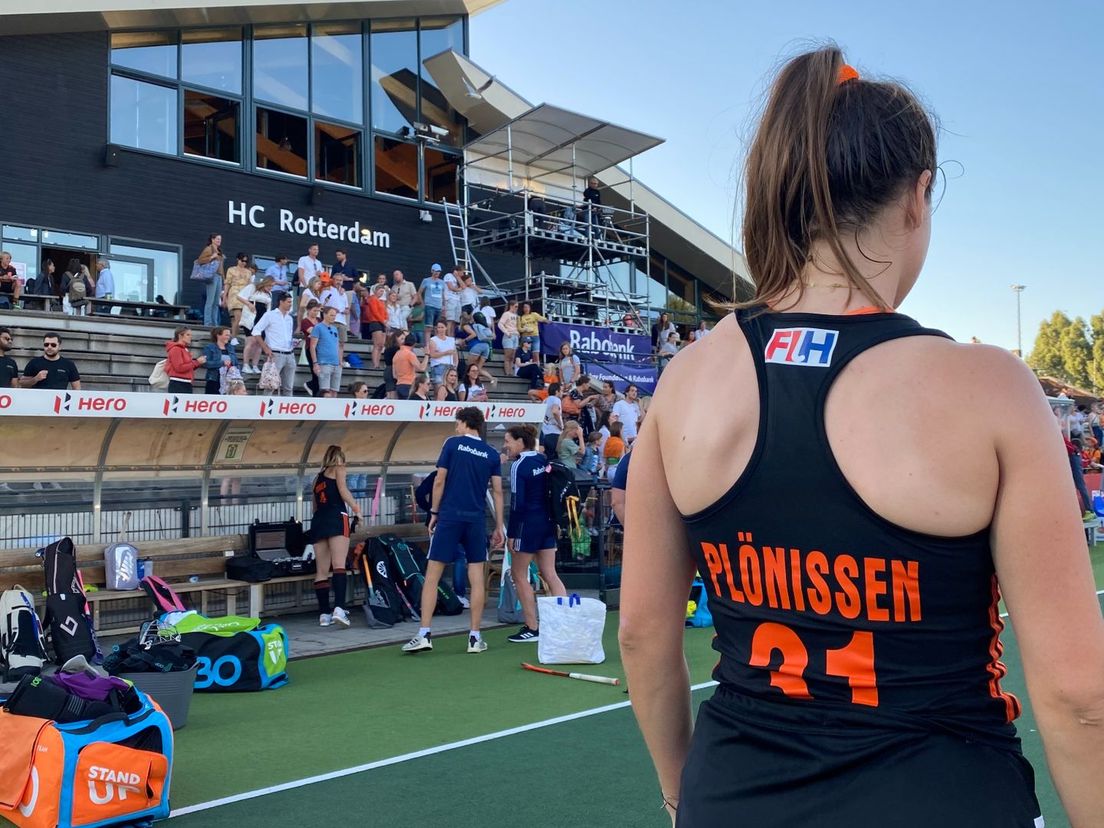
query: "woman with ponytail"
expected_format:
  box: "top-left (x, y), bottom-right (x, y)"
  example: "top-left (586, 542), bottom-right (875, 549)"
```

top-left (621, 46), bottom-right (1103, 826)
top-left (311, 445), bottom-right (362, 627)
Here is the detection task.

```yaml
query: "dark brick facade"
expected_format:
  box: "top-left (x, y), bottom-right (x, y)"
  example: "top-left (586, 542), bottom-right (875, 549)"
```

top-left (0, 30), bottom-right (524, 309)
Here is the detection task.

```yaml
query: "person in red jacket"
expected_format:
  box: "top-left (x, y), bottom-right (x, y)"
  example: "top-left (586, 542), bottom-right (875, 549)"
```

top-left (165, 326), bottom-right (206, 394)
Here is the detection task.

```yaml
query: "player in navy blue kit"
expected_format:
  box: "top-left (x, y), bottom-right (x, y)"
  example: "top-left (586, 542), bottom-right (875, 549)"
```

top-left (620, 47), bottom-right (1104, 827)
top-left (403, 407), bottom-right (504, 654)
top-left (502, 424), bottom-right (568, 643)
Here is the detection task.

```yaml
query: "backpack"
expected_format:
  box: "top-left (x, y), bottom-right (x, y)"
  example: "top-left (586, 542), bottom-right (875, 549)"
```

top-left (140, 575), bottom-right (187, 614)
top-left (686, 577), bottom-right (713, 628)
top-left (149, 358), bottom-right (170, 389)
top-left (379, 534), bottom-right (463, 616)
top-left (0, 586), bottom-right (48, 681)
top-left (38, 537), bottom-right (102, 665)
top-left (545, 461), bottom-right (583, 538)
top-left (496, 550), bottom-right (540, 624)
top-left (67, 275), bottom-right (87, 305)
top-left (349, 541), bottom-right (404, 627)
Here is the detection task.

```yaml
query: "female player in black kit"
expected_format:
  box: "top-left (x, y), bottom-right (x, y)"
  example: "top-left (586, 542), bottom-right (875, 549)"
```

top-left (620, 48), bottom-right (1104, 827)
top-left (311, 445), bottom-right (362, 628)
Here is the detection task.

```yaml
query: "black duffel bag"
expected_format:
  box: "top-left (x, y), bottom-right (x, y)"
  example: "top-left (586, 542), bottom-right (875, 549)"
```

top-left (226, 553), bottom-right (277, 583)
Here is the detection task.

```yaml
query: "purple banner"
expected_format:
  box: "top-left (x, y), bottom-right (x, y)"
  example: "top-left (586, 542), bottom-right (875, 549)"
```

top-left (540, 322), bottom-right (651, 364)
top-left (582, 362), bottom-right (658, 395)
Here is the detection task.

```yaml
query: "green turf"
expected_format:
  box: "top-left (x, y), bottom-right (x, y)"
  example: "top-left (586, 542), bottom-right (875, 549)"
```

top-left (166, 620), bottom-right (720, 809)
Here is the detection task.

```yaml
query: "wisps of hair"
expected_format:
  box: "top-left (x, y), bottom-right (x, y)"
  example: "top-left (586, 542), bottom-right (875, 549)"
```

top-left (737, 45), bottom-right (937, 310)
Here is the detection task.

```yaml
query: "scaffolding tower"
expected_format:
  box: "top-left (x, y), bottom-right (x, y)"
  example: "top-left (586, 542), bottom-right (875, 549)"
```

top-left (442, 104), bottom-right (663, 334)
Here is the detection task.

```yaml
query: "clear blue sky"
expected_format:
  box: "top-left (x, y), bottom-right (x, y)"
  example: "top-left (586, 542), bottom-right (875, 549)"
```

top-left (471, 0), bottom-right (1104, 351)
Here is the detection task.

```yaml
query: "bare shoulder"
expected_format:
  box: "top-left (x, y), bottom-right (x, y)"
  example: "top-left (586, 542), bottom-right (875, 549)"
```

top-left (916, 339), bottom-right (1049, 417)
top-left (649, 314), bottom-right (749, 420)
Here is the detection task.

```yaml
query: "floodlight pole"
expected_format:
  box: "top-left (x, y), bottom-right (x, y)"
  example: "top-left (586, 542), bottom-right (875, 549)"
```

top-left (1011, 284), bottom-right (1026, 358)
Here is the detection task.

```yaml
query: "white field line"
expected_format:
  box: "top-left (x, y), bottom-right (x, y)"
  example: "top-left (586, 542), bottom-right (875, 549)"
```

top-left (170, 679), bottom-right (719, 818)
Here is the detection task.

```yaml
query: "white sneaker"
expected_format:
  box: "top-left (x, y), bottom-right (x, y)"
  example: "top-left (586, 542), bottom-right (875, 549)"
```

top-left (402, 634), bottom-right (433, 653)
top-left (331, 607), bottom-right (350, 627)
top-left (230, 337), bottom-right (240, 347)
top-left (342, 360), bottom-right (351, 368)
top-left (467, 635), bottom-right (487, 654)
top-left (458, 596), bottom-right (471, 609)
top-left (319, 613), bottom-right (332, 627)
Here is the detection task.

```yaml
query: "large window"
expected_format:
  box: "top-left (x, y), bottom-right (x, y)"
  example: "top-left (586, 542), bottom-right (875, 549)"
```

top-left (253, 25), bottom-right (309, 111)
top-left (370, 20), bottom-right (418, 135)
top-left (256, 107), bottom-right (309, 177)
top-left (182, 28), bottom-right (242, 94)
top-left (184, 91), bottom-right (240, 163)
top-left (107, 19), bottom-right (468, 202)
top-left (312, 23), bottom-right (363, 122)
top-left (316, 123), bottom-right (362, 187)
top-left (109, 239), bottom-right (182, 304)
top-left (110, 75), bottom-right (177, 154)
top-left (418, 17), bottom-right (465, 147)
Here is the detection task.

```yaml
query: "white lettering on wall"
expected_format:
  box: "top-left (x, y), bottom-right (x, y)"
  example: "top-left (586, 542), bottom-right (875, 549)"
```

top-left (228, 201), bottom-right (266, 228)
top-left (235, 203), bottom-right (391, 248)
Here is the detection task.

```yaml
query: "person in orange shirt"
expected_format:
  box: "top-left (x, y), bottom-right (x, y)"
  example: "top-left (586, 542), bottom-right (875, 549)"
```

top-left (603, 420), bottom-right (626, 475)
top-left (363, 284), bottom-right (389, 368)
top-left (391, 334), bottom-right (427, 399)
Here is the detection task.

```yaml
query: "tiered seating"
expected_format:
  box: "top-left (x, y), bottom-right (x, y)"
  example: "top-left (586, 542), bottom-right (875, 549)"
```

top-left (0, 309), bottom-right (534, 399)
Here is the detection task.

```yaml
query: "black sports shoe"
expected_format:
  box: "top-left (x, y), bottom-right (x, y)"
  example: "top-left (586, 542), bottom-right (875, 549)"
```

top-left (507, 625), bottom-right (539, 643)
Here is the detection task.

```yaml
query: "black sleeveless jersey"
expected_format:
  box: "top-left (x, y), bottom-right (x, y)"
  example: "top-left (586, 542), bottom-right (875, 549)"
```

top-left (313, 472), bottom-right (343, 515)
top-left (681, 309), bottom-right (1022, 743)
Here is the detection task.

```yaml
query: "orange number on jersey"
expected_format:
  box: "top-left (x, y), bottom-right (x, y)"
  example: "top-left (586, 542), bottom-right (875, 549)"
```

top-left (749, 622), bottom-right (811, 699)
top-left (825, 630), bottom-right (879, 707)
top-left (750, 623), bottom-right (879, 707)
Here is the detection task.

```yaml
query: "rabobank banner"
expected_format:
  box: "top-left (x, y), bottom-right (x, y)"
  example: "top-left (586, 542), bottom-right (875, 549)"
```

top-left (540, 322), bottom-right (651, 364)
top-left (582, 362), bottom-right (658, 395)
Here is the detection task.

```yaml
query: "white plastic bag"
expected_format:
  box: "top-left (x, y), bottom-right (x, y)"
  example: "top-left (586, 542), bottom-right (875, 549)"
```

top-left (537, 593), bottom-right (606, 664)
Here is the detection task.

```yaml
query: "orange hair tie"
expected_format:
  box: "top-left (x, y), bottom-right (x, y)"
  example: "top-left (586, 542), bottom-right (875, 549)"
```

top-left (837, 64), bottom-right (860, 85)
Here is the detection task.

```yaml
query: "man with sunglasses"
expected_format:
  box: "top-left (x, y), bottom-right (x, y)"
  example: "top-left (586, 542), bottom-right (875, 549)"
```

top-left (22, 333), bottom-right (81, 389)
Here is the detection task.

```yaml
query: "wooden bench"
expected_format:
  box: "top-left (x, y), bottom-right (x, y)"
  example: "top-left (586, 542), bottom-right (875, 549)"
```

top-left (19, 293), bottom-right (62, 312)
top-left (0, 535), bottom-right (248, 635)
top-left (0, 524), bottom-right (433, 633)
top-left (88, 297), bottom-right (188, 321)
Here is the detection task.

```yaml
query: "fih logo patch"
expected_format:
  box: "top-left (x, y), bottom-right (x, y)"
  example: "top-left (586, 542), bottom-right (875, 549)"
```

top-left (764, 327), bottom-right (839, 367)
top-left (53, 393), bottom-right (73, 414)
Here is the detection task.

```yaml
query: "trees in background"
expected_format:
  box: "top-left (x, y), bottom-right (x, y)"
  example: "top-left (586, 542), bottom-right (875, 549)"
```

top-left (1027, 311), bottom-right (1100, 392)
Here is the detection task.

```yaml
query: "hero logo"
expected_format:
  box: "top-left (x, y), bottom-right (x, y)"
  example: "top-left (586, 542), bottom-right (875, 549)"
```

top-left (344, 401), bottom-right (396, 418)
top-left (496, 406), bottom-right (525, 419)
top-left (763, 327), bottom-right (838, 367)
top-left (259, 399), bottom-right (316, 417)
top-left (0, 394), bottom-right (12, 409)
top-left (164, 396), bottom-right (229, 415)
top-left (87, 766), bottom-right (142, 805)
top-left (417, 402), bottom-right (433, 420)
top-left (54, 394), bottom-right (127, 414)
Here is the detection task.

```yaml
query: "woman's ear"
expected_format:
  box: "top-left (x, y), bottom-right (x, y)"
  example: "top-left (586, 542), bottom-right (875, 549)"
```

top-left (906, 169), bottom-right (934, 229)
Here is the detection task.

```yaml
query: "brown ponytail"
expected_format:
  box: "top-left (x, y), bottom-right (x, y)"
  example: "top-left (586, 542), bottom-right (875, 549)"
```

top-left (740, 46), bottom-right (937, 310)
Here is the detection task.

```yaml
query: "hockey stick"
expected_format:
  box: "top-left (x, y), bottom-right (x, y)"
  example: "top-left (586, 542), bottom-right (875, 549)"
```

top-left (521, 662), bottom-right (620, 686)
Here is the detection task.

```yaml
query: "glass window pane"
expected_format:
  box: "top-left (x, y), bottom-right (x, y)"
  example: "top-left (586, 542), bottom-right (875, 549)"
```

top-left (184, 90), bottom-right (240, 163)
top-left (253, 24), bottom-right (308, 111)
top-left (111, 31), bottom-right (178, 79)
top-left (101, 258), bottom-right (151, 302)
top-left (182, 28), bottom-right (242, 94)
top-left (256, 107), bottom-right (309, 177)
top-left (373, 135), bottom-right (417, 199)
top-left (110, 241), bottom-right (182, 304)
top-left (312, 23), bottom-right (363, 122)
top-left (418, 17), bottom-right (464, 146)
top-left (423, 147), bottom-right (458, 203)
top-left (315, 123), bottom-right (362, 187)
top-left (110, 75), bottom-right (178, 155)
top-left (40, 230), bottom-right (99, 250)
top-left (2, 225), bottom-right (38, 242)
top-left (1, 242), bottom-right (39, 290)
top-left (370, 22), bottom-right (417, 134)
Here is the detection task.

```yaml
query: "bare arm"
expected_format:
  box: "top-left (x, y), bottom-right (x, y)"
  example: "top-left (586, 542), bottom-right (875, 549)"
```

top-left (490, 476), bottom-right (505, 548)
top-left (333, 466), bottom-right (362, 515)
top-left (989, 353), bottom-right (1104, 826)
top-left (429, 467), bottom-right (448, 532)
top-left (619, 409), bottom-right (697, 813)
top-left (71, 380), bottom-right (82, 390)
